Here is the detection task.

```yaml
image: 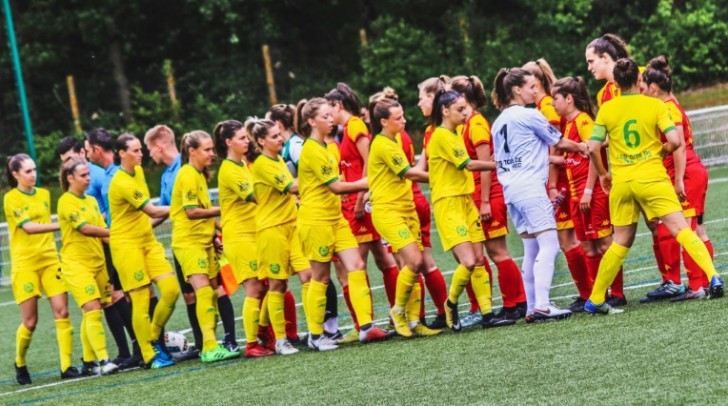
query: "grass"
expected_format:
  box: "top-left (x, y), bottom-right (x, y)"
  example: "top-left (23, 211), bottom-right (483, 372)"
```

top-left (1, 166), bottom-right (728, 405)
top-left (676, 82), bottom-right (728, 111)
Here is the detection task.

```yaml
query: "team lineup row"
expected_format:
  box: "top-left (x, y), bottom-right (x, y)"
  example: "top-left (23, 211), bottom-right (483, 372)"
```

top-left (3, 33), bottom-right (723, 386)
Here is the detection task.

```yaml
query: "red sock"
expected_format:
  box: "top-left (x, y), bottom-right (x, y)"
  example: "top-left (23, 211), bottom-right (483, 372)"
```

top-left (683, 249), bottom-right (709, 291)
top-left (610, 267), bottom-right (625, 298)
top-left (585, 254), bottom-right (602, 296)
top-left (424, 269), bottom-right (447, 315)
top-left (652, 235), bottom-right (666, 278)
top-left (342, 285), bottom-right (360, 331)
top-left (465, 281), bottom-right (479, 313)
top-left (283, 290), bottom-right (298, 339)
top-left (418, 275), bottom-right (426, 319)
top-left (657, 223), bottom-right (682, 283)
top-left (564, 246), bottom-right (592, 300)
top-left (381, 266), bottom-right (399, 307)
top-left (495, 259), bottom-right (523, 308)
top-left (706, 239), bottom-right (714, 259)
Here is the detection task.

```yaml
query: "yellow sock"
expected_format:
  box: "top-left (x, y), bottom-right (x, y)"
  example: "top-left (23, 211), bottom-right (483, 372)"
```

top-left (448, 264), bottom-right (471, 304)
top-left (259, 294), bottom-right (270, 327)
top-left (195, 286), bottom-right (218, 352)
top-left (677, 228), bottom-right (718, 279)
top-left (54, 317), bottom-right (73, 371)
top-left (394, 266), bottom-right (417, 310)
top-left (150, 275), bottom-right (179, 339)
top-left (405, 278), bottom-right (422, 323)
top-left (301, 283), bottom-right (310, 323)
top-left (267, 291), bottom-right (286, 340)
top-left (243, 297), bottom-right (261, 344)
top-left (589, 243), bottom-right (630, 304)
top-left (16, 324), bottom-right (33, 367)
top-left (129, 288), bottom-right (155, 363)
top-left (348, 270), bottom-right (373, 326)
top-left (80, 314), bottom-right (95, 362)
top-left (471, 265), bottom-right (492, 314)
top-left (85, 309), bottom-right (109, 361)
top-left (306, 281), bottom-right (328, 336)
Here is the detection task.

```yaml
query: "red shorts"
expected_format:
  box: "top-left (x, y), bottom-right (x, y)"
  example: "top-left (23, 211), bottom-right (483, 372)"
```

top-left (555, 173), bottom-right (574, 230)
top-left (413, 186), bottom-right (432, 248)
top-left (473, 194), bottom-right (509, 240)
top-left (680, 162), bottom-right (708, 218)
top-left (570, 188), bottom-right (612, 241)
top-left (342, 200), bottom-right (380, 243)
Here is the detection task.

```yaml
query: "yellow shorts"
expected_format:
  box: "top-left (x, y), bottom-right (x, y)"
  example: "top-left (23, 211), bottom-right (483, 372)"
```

top-left (11, 262), bottom-right (66, 304)
top-left (257, 222), bottom-right (310, 280)
top-left (433, 195), bottom-right (485, 252)
top-left (62, 263), bottom-right (112, 307)
top-left (111, 239), bottom-right (173, 292)
top-left (298, 217), bottom-right (358, 262)
top-left (373, 209), bottom-right (422, 253)
top-left (224, 239), bottom-right (258, 284)
top-left (173, 246), bottom-right (219, 282)
top-left (610, 178), bottom-right (683, 226)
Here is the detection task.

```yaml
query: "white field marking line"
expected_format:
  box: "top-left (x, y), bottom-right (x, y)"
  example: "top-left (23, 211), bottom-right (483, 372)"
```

top-left (0, 365), bottom-right (144, 398)
top-left (0, 300), bottom-right (16, 307)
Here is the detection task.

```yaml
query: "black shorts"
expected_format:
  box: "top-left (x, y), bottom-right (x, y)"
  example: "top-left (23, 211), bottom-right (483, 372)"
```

top-left (103, 242), bottom-right (123, 291)
top-left (174, 254), bottom-right (195, 295)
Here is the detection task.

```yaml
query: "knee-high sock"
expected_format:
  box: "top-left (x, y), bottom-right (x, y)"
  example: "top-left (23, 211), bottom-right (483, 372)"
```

top-left (564, 245), bottom-right (591, 300)
top-left (85, 309), bottom-right (109, 361)
top-left (448, 264), bottom-right (472, 304)
top-left (267, 291), bottom-right (286, 340)
top-left (676, 228), bottom-right (717, 280)
top-left (406, 278), bottom-right (422, 325)
top-left (348, 270), bottom-right (373, 327)
top-left (113, 297), bottom-right (137, 354)
top-left (284, 290), bottom-right (298, 339)
top-left (150, 276), bottom-right (179, 340)
top-left (496, 258), bottom-right (524, 308)
top-left (195, 286), bottom-right (218, 352)
top-left (471, 265), bottom-right (492, 315)
top-left (585, 254), bottom-right (602, 298)
top-left (343, 285), bottom-right (360, 331)
top-left (533, 231), bottom-right (560, 310)
top-left (418, 275), bottom-right (426, 319)
top-left (186, 302), bottom-right (203, 348)
top-left (306, 280), bottom-right (328, 336)
top-left (259, 293), bottom-right (270, 327)
top-left (465, 281), bottom-right (479, 312)
top-left (652, 234), bottom-right (666, 278)
top-left (218, 294), bottom-right (236, 345)
top-left (80, 315), bottom-right (95, 362)
top-left (15, 324), bottom-right (33, 367)
top-left (129, 289), bottom-right (154, 363)
top-left (243, 297), bottom-right (261, 344)
top-left (706, 239), bottom-right (714, 259)
top-left (324, 281), bottom-right (338, 321)
top-left (394, 266), bottom-right (418, 311)
top-left (424, 269), bottom-right (447, 316)
top-left (590, 243), bottom-right (630, 304)
top-left (521, 238), bottom-right (539, 314)
top-left (103, 302), bottom-right (131, 358)
top-left (380, 266), bottom-right (399, 307)
top-left (657, 223), bottom-right (682, 283)
top-left (55, 317), bottom-right (73, 371)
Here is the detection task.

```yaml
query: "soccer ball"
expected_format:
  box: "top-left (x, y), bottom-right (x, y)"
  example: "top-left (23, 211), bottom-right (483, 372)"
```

top-left (164, 331), bottom-right (188, 356)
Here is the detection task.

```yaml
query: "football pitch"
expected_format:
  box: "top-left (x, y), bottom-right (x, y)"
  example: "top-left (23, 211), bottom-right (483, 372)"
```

top-left (2, 167), bottom-right (728, 405)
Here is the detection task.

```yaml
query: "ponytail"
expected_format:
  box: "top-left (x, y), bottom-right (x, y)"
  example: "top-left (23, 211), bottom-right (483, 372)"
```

top-left (114, 133), bottom-right (137, 166)
top-left (60, 158), bottom-right (85, 192)
top-left (552, 76), bottom-right (596, 120)
top-left (324, 82), bottom-right (362, 116)
top-left (613, 58), bottom-right (639, 90)
top-left (429, 90), bottom-right (463, 127)
top-left (586, 33), bottom-right (630, 61)
top-left (522, 58), bottom-right (557, 95)
top-left (491, 67), bottom-right (531, 110)
top-left (369, 98), bottom-right (400, 135)
top-left (449, 75), bottom-right (488, 108)
top-left (244, 118), bottom-right (276, 163)
top-left (6, 153), bottom-right (31, 188)
top-left (295, 98), bottom-right (329, 138)
top-left (642, 55), bottom-right (672, 93)
top-left (213, 120), bottom-right (244, 158)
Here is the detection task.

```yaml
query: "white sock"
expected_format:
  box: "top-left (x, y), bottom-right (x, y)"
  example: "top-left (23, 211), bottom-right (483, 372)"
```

top-left (534, 230), bottom-right (561, 310)
top-left (323, 317), bottom-right (339, 334)
top-left (521, 237), bottom-right (539, 315)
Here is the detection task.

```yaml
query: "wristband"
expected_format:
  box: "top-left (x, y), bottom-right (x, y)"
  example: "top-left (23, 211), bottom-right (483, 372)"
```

top-left (584, 188), bottom-right (593, 195)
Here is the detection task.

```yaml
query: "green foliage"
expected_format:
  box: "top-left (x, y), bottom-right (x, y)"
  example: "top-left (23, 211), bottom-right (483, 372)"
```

top-left (32, 130), bottom-right (66, 185)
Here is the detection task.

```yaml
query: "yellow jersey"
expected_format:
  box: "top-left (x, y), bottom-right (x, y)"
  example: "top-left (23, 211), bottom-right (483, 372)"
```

top-left (326, 141), bottom-right (341, 167)
top-left (368, 134), bottom-right (414, 212)
top-left (108, 166), bottom-right (153, 245)
top-left (298, 138), bottom-right (341, 225)
top-left (218, 159), bottom-right (256, 240)
top-left (537, 95), bottom-right (561, 126)
top-left (591, 93), bottom-right (676, 183)
top-left (171, 164), bottom-right (216, 249)
top-left (251, 155), bottom-right (296, 230)
top-left (426, 126), bottom-right (474, 203)
top-left (3, 188), bottom-right (58, 271)
top-left (57, 191), bottom-right (105, 268)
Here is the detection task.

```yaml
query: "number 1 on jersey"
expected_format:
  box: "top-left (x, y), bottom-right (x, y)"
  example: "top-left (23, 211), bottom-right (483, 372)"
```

top-left (499, 124), bottom-right (510, 153)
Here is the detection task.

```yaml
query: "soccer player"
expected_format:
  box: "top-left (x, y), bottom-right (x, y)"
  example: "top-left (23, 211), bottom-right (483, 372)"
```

top-left (325, 83), bottom-right (401, 310)
top-left (427, 90), bottom-right (515, 331)
top-left (247, 118), bottom-right (312, 356)
top-left (367, 97), bottom-right (441, 337)
top-left (641, 56), bottom-right (712, 301)
top-left (214, 120), bottom-right (274, 358)
top-left (584, 58), bottom-right (724, 315)
top-left (551, 76), bottom-right (615, 306)
top-left (108, 133), bottom-right (179, 368)
top-left (585, 34), bottom-right (630, 107)
top-left (57, 136), bottom-right (138, 369)
top-left (57, 159), bottom-right (119, 375)
top-left (296, 97), bottom-right (391, 349)
top-left (490, 68), bottom-right (588, 322)
top-left (449, 75), bottom-right (527, 321)
top-left (144, 125), bottom-right (238, 357)
top-left (5, 154), bottom-right (80, 384)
